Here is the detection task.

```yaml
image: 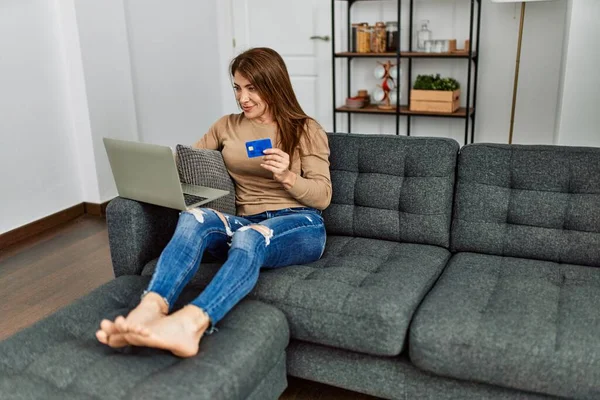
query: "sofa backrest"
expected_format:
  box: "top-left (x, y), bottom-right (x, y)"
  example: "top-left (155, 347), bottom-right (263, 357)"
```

top-left (323, 133), bottom-right (459, 248)
top-left (451, 143), bottom-right (600, 267)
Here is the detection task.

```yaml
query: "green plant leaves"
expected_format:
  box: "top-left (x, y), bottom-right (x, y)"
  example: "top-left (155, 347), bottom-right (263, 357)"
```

top-left (413, 74), bottom-right (460, 91)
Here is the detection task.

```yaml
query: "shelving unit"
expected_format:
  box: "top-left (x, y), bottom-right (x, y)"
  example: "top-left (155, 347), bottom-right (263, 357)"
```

top-left (331, 0), bottom-right (482, 145)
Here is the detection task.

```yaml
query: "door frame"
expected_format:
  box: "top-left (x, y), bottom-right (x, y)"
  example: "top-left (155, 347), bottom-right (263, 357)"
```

top-left (216, 0), bottom-right (239, 115)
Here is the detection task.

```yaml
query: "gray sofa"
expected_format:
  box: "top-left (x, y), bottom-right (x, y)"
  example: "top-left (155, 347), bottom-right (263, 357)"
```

top-left (1, 133), bottom-right (599, 399)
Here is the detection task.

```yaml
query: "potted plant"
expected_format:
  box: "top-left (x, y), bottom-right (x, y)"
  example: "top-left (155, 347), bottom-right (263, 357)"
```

top-left (410, 74), bottom-right (461, 113)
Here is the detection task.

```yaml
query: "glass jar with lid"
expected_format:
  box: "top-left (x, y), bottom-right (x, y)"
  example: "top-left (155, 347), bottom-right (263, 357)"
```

top-left (371, 22), bottom-right (387, 53)
top-left (385, 21), bottom-right (398, 52)
top-left (356, 23), bottom-right (372, 53)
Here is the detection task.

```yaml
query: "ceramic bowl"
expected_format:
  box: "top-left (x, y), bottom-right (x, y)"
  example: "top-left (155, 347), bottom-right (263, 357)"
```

top-left (345, 97), bottom-right (366, 109)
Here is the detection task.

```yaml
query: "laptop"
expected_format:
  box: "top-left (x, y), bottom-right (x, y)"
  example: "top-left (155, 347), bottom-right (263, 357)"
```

top-left (103, 137), bottom-right (229, 211)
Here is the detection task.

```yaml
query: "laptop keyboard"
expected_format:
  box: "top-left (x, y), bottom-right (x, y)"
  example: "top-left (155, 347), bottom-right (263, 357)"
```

top-left (183, 193), bottom-right (208, 206)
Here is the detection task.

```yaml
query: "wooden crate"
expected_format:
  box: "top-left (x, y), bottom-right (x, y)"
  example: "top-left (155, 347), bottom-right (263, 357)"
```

top-left (409, 89), bottom-right (460, 113)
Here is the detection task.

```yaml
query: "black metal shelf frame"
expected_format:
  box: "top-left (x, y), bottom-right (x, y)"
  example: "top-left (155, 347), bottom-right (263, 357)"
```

top-left (331, 0), bottom-right (482, 145)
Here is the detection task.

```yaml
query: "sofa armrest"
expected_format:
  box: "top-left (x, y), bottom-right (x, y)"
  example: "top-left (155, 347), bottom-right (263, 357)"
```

top-left (106, 197), bottom-right (179, 277)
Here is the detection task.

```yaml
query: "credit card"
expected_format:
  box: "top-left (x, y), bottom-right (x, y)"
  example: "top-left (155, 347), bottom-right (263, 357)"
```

top-left (245, 138), bottom-right (272, 158)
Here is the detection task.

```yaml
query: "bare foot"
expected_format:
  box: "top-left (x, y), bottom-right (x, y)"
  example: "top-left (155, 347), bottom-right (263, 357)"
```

top-left (114, 292), bottom-right (169, 335)
top-left (95, 319), bottom-right (128, 348)
top-left (124, 305), bottom-right (210, 357)
top-left (96, 292), bottom-right (168, 348)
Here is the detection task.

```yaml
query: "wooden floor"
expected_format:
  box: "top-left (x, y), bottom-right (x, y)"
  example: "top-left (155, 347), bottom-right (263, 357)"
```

top-left (0, 215), bottom-right (381, 400)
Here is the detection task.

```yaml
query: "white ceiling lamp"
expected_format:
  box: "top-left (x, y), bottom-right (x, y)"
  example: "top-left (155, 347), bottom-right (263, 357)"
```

top-left (490, 0), bottom-right (555, 144)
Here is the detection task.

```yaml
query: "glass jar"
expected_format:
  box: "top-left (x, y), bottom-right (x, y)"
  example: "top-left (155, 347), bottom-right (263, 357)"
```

top-left (417, 20), bottom-right (432, 51)
top-left (371, 22), bottom-right (387, 53)
top-left (356, 24), bottom-right (371, 53)
top-left (424, 39), bottom-right (434, 53)
top-left (385, 21), bottom-right (398, 52)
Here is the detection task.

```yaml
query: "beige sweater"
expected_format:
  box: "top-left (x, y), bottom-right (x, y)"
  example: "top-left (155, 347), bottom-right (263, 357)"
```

top-left (193, 113), bottom-right (332, 216)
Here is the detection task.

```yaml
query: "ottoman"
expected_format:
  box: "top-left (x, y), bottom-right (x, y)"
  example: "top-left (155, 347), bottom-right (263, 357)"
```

top-left (0, 275), bottom-right (290, 400)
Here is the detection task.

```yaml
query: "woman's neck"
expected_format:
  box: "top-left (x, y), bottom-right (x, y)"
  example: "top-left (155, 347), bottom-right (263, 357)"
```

top-left (251, 112), bottom-right (275, 125)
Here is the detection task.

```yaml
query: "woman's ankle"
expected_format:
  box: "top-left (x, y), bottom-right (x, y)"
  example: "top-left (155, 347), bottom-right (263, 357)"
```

top-left (181, 305), bottom-right (211, 332)
top-left (140, 292), bottom-right (169, 315)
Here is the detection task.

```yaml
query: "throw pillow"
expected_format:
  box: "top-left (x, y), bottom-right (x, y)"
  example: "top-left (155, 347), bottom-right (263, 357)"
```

top-left (175, 145), bottom-right (236, 215)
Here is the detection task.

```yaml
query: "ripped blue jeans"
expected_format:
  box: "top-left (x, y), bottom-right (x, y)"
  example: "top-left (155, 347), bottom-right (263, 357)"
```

top-left (145, 207), bottom-right (326, 328)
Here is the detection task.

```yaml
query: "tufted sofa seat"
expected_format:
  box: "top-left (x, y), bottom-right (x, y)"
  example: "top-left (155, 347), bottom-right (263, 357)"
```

top-left (410, 144), bottom-right (600, 399)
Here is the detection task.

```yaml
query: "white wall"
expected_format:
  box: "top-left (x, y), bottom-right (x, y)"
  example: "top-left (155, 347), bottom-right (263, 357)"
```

top-left (55, 0), bottom-right (99, 205)
top-left (124, 0), bottom-right (224, 148)
top-left (333, 0), bottom-right (568, 145)
top-left (0, 0), bottom-right (82, 233)
top-left (73, 0), bottom-right (140, 202)
top-left (556, 0), bottom-right (600, 147)
top-left (485, 0), bottom-right (567, 145)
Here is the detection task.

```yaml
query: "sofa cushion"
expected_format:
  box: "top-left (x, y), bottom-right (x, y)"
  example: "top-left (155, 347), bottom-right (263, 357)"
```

top-left (324, 133), bottom-right (458, 248)
top-left (252, 235), bottom-right (450, 356)
top-left (176, 145), bottom-right (236, 215)
top-left (0, 276), bottom-right (289, 400)
top-left (452, 144), bottom-right (600, 267)
top-left (410, 252), bottom-right (600, 399)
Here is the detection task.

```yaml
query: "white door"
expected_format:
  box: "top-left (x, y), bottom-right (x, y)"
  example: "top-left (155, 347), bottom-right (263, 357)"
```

top-left (231, 0), bottom-right (333, 131)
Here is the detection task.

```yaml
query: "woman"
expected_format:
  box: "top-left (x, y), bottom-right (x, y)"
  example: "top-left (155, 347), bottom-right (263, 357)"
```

top-left (96, 47), bottom-right (332, 357)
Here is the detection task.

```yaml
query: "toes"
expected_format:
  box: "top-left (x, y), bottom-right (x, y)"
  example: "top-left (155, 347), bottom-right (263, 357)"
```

top-left (114, 316), bottom-right (128, 333)
top-left (100, 319), bottom-right (118, 335)
top-left (107, 333), bottom-right (129, 348)
top-left (96, 330), bottom-right (109, 345)
top-left (124, 332), bottom-right (144, 347)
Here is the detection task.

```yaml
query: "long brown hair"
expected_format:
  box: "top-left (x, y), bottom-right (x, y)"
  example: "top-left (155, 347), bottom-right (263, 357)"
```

top-left (230, 47), bottom-right (313, 159)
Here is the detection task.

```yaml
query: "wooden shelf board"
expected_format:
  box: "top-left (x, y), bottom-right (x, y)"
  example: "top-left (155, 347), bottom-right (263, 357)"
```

top-left (336, 104), bottom-right (474, 118)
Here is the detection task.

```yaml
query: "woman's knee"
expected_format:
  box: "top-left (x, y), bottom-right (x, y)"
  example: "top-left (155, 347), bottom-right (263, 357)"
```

top-left (176, 208), bottom-right (229, 236)
top-left (231, 224), bottom-right (273, 249)
top-left (179, 208), bottom-right (224, 225)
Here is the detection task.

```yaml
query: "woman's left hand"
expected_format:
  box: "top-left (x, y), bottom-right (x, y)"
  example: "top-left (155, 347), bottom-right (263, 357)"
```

top-left (261, 148), bottom-right (296, 188)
